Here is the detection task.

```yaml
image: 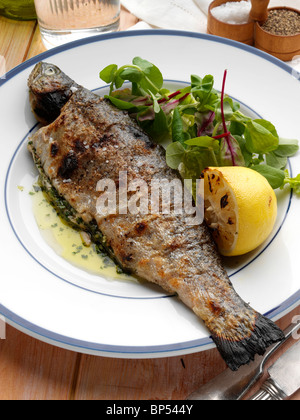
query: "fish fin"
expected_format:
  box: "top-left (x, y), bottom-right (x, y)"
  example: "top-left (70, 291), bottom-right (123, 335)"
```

top-left (211, 314), bottom-right (284, 371)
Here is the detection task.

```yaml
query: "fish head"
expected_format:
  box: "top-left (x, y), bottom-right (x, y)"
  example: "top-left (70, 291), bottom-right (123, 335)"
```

top-left (28, 62), bottom-right (79, 125)
top-left (28, 62), bottom-right (69, 94)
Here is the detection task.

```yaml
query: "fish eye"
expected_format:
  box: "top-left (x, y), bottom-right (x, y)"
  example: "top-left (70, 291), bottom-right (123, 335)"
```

top-left (44, 67), bottom-right (56, 76)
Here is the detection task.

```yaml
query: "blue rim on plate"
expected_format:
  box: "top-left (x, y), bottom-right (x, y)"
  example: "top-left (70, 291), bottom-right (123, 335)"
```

top-left (1, 30), bottom-right (299, 357)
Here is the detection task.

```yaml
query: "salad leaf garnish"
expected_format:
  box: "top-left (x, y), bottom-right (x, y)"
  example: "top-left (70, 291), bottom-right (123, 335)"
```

top-left (99, 58), bottom-right (299, 193)
top-left (244, 120), bottom-right (279, 154)
top-left (100, 57), bottom-right (164, 96)
top-left (251, 164), bottom-right (285, 190)
top-left (283, 171), bottom-right (300, 194)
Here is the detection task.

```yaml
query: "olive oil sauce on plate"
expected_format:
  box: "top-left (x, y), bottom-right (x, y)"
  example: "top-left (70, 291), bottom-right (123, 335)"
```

top-left (31, 187), bottom-right (138, 284)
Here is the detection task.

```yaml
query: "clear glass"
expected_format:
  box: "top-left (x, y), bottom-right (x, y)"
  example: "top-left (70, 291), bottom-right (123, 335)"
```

top-left (34, 0), bottom-right (120, 49)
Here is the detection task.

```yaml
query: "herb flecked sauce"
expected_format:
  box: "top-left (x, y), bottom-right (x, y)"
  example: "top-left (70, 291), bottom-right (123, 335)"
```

top-left (32, 189), bottom-right (138, 283)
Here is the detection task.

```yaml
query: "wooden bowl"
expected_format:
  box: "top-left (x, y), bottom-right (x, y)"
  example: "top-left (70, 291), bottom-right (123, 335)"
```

top-left (207, 0), bottom-right (255, 45)
top-left (255, 7), bottom-right (300, 61)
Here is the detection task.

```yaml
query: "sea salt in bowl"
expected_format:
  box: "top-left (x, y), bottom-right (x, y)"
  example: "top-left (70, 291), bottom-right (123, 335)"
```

top-left (211, 0), bottom-right (251, 24)
top-left (255, 7), bottom-right (300, 61)
top-left (207, 0), bottom-right (254, 45)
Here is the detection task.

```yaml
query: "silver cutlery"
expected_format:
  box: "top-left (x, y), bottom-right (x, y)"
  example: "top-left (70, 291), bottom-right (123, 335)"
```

top-left (249, 338), bottom-right (300, 400)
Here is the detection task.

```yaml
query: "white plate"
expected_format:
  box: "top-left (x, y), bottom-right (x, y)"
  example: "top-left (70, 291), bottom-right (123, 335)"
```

top-left (0, 30), bottom-right (299, 358)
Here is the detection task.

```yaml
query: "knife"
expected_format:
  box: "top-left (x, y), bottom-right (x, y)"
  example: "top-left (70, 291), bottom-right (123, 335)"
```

top-left (249, 339), bottom-right (300, 400)
top-left (186, 320), bottom-right (300, 400)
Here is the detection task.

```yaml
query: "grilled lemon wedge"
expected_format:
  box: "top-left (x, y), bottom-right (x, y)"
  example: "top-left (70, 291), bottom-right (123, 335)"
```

top-left (202, 167), bottom-right (277, 257)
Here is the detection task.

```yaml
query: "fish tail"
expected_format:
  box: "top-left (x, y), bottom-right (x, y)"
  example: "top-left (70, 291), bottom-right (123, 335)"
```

top-left (211, 314), bottom-right (284, 371)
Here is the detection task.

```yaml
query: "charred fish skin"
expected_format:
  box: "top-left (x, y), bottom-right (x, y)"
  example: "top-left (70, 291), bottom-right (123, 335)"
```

top-left (28, 62), bottom-right (80, 126)
top-left (27, 62), bottom-right (284, 371)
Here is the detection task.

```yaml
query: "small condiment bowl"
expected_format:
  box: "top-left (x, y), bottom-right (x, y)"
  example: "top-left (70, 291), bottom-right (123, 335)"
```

top-left (255, 7), bottom-right (300, 61)
top-left (207, 0), bottom-right (255, 45)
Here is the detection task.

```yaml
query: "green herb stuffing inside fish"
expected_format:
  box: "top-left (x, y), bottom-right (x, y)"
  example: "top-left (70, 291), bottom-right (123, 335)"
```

top-left (27, 62), bottom-right (284, 371)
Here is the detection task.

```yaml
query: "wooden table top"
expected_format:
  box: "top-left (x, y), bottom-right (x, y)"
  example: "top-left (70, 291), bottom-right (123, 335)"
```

top-left (0, 6), bottom-right (299, 401)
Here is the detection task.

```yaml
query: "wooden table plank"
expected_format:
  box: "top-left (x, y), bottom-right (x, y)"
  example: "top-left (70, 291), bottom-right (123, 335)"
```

top-left (0, 16), bottom-right (36, 75)
top-left (73, 349), bottom-right (226, 400)
top-left (26, 25), bottom-right (45, 60)
top-left (0, 325), bottom-right (79, 400)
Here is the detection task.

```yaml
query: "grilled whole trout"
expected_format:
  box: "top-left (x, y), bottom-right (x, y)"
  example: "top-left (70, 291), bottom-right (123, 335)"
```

top-left (27, 62), bottom-right (284, 370)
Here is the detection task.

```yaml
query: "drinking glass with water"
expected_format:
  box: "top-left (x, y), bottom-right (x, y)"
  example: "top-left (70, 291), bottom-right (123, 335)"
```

top-left (34, 0), bottom-right (120, 49)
